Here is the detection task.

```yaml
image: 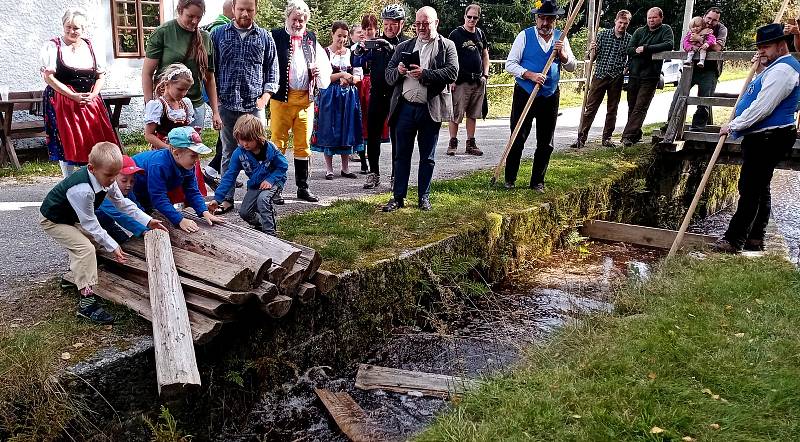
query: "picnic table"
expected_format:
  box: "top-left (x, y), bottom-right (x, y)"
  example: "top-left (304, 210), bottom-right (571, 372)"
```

top-left (0, 90), bottom-right (142, 169)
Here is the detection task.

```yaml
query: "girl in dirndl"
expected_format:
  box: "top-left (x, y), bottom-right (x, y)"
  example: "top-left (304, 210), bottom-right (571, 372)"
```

top-left (143, 63), bottom-right (208, 199)
top-left (310, 21), bottom-right (364, 180)
top-left (40, 8), bottom-right (120, 177)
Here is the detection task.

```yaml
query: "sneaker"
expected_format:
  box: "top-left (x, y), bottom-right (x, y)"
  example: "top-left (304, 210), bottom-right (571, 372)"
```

top-left (382, 198), bottom-right (404, 212)
top-left (272, 187), bottom-right (285, 205)
top-left (601, 139), bottom-right (618, 148)
top-left (697, 61), bottom-right (705, 68)
top-left (363, 173), bottom-right (380, 189)
top-left (503, 181), bottom-right (515, 190)
top-left (743, 239), bottom-right (765, 252)
top-left (710, 238), bottom-right (740, 254)
top-left (530, 183), bottom-right (545, 193)
top-left (77, 296), bottom-right (115, 325)
top-left (418, 196), bottom-right (432, 211)
top-left (465, 138), bottom-right (483, 156)
top-left (570, 140), bottom-right (584, 149)
top-left (447, 138), bottom-right (458, 156)
top-left (325, 172), bottom-right (334, 180)
top-left (621, 139), bottom-right (634, 147)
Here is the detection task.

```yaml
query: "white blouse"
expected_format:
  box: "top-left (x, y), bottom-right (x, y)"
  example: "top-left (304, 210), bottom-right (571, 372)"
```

top-left (144, 97), bottom-right (195, 126)
top-left (39, 37), bottom-right (106, 74)
top-left (328, 48), bottom-right (363, 80)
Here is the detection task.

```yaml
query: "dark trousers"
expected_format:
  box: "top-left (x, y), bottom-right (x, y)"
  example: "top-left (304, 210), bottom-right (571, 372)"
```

top-left (668, 68), bottom-right (720, 127)
top-left (209, 138), bottom-right (222, 172)
top-left (724, 126), bottom-right (794, 248)
top-left (506, 84), bottom-right (559, 186)
top-left (239, 186), bottom-right (280, 236)
top-left (622, 77), bottom-right (658, 143)
top-left (367, 87), bottom-right (395, 176)
top-left (578, 75), bottom-right (624, 143)
top-left (392, 100), bottom-right (440, 201)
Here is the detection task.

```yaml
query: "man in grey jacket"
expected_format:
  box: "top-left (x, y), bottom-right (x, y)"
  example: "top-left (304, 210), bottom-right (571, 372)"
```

top-left (382, 6), bottom-right (459, 212)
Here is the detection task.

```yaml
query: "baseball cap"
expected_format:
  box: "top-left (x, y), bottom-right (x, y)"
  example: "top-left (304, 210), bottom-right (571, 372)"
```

top-left (167, 126), bottom-right (212, 155)
top-left (120, 155), bottom-right (144, 175)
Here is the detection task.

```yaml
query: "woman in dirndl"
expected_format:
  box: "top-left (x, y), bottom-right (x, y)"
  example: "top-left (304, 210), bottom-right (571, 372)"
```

top-left (310, 21), bottom-right (364, 180)
top-left (40, 7), bottom-right (120, 177)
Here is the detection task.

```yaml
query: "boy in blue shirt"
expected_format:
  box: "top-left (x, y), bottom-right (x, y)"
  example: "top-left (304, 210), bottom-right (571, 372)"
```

top-left (96, 155), bottom-right (148, 243)
top-left (209, 114), bottom-right (288, 235)
top-left (133, 127), bottom-right (224, 233)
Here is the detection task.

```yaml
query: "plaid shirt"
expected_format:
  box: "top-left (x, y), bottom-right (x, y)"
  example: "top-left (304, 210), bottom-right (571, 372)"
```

top-left (212, 23), bottom-right (279, 112)
top-left (593, 28), bottom-right (631, 79)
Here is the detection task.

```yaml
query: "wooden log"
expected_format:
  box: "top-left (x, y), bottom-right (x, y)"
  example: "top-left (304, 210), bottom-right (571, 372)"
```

top-left (64, 270), bottom-right (222, 344)
top-left (297, 282), bottom-right (317, 304)
top-left (154, 213), bottom-right (272, 286)
top-left (311, 269), bottom-right (339, 295)
top-left (144, 230), bottom-right (201, 396)
top-left (99, 252), bottom-right (253, 304)
top-left (122, 237), bottom-right (254, 291)
top-left (253, 281), bottom-right (280, 304)
top-left (283, 239), bottom-right (322, 280)
top-left (267, 263), bottom-right (287, 284)
top-left (580, 220), bottom-right (715, 250)
top-left (315, 388), bottom-right (385, 442)
top-left (185, 213), bottom-right (302, 269)
top-left (280, 264), bottom-right (304, 297)
top-left (257, 294), bottom-right (293, 318)
top-left (354, 364), bottom-right (482, 399)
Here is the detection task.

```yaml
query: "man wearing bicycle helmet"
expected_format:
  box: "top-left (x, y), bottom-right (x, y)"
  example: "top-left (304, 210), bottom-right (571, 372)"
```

top-left (353, 3), bottom-right (408, 190)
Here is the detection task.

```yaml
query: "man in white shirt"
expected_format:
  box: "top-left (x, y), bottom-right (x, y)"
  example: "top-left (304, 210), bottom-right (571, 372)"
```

top-left (504, 0), bottom-right (576, 192)
top-left (714, 23), bottom-right (800, 253)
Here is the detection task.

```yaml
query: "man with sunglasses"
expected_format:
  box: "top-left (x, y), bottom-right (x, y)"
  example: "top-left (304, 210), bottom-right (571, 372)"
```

top-left (447, 3), bottom-right (490, 156)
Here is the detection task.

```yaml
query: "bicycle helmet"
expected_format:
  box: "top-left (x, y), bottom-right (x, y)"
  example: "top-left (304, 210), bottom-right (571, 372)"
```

top-left (381, 4), bottom-right (406, 20)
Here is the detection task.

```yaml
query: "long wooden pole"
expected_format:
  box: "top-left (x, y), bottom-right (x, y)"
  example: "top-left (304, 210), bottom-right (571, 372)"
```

top-left (667, 0), bottom-right (791, 258)
top-left (577, 0), bottom-right (603, 139)
top-left (491, 0), bottom-right (586, 185)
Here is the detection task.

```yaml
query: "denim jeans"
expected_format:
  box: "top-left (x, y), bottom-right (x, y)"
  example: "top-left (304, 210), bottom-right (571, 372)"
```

top-left (239, 185), bottom-right (281, 236)
top-left (218, 106), bottom-right (260, 202)
top-left (392, 100), bottom-right (440, 201)
top-left (191, 103), bottom-right (207, 128)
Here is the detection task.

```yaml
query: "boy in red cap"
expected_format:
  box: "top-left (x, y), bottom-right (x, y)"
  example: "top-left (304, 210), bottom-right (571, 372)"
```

top-left (96, 155), bottom-right (150, 244)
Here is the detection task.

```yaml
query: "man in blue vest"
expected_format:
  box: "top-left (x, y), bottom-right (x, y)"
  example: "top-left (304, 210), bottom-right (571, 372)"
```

top-left (714, 23), bottom-right (800, 253)
top-left (504, 0), bottom-right (576, 192)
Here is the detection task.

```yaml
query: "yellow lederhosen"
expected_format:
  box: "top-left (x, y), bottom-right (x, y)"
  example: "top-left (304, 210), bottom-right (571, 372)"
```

top-left (270, 90), bottom-right (313, 160)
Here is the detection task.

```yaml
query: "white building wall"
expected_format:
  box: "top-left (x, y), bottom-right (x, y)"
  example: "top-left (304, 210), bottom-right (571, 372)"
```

top-left (0, 0), bottom-right (226, 132)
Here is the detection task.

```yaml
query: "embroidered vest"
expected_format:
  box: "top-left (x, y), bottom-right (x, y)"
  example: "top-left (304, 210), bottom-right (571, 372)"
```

top-left (734, 56), bottom-right (800, 136)
top-left (272, 29), bottom-right (317, 102)
top-left (514, 28), bottom-right (561, 97)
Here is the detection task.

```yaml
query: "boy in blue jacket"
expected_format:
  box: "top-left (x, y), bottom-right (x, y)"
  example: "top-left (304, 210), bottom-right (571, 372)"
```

top-left (209, 114), bottom-right (288, 236)
top-left (96, 155), bottom-right (148, 243)
top-left (133, 127), bottom-right (224, 233)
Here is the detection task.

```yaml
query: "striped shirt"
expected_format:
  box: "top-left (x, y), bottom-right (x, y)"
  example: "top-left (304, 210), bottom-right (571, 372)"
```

top-left (212, 22), bottom-right (279, 112)
top-left (593, 28), bottom-right (631, 80)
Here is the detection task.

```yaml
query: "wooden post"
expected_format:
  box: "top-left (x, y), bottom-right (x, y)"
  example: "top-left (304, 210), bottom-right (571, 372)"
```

top-left (144, 229), bottom-right (201, 396)
top-left (667, 0), bottom-right (791, 258)
top-left (681, 0), bottom-right (694, 40)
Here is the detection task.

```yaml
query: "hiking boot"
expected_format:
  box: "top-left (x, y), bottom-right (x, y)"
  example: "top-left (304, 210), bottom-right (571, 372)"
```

top-left (465, 138), bottom-right (483, 156)
top-left (363, 173), bottom-right (380, 189)
top-left (711, 238), bottom-right (740, 254)
top-left (601, 139), bottom-right (618, 148)
top-left (530, 183), bottom-right (545, 193)
top-left (77, 295), bottom-right (115, 325)
top-left (447, 138), bottom-right (458, 156)
top-left (570, 140), bottom-right (585, 149)
top-left (744, 239), bottom-right (765, 252)
top-left (382, 198), bottom-right (404, 212)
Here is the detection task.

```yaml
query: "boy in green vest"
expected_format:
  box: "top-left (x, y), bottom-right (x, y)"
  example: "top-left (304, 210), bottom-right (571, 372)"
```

top-left (40, 142), bottom-right (166, 324)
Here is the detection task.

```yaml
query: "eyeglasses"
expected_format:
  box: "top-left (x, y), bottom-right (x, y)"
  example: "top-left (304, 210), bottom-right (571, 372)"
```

top-left (466, 15), bottom-right (479, 20)
top-left (414, 21), bottom-right (432, 28)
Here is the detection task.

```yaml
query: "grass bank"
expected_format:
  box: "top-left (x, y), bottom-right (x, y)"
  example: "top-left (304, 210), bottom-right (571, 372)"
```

top-left (279, 145), bottom-right (648, 272)
top-left (417, 255), bottom-right (800, 441)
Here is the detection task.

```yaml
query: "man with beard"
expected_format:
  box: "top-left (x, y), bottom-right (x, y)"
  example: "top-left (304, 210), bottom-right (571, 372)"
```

top-left (354, 4), bottom-right (408, 190)
top-left (504, 0), bottom-right (576, 192)
top-left (270, 0), bottom-right (331, 203)
top-left (212, 0), bottom-right (279, 213)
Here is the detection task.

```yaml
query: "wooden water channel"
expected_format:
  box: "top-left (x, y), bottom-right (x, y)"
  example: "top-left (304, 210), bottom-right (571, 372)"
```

top-left (652, 51), bottom-right (800, 171)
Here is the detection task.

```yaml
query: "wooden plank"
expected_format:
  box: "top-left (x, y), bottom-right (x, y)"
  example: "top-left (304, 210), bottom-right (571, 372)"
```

top-left (144, 230), bottom-right (201, 397)
top-left (315, 388), bottom-right (385, 442)
top-left (652, 51), bottom-right (800, 61)
top-left (354, 364), bottom-right (482, 399)
top-left (685, 96), bottom-right (737, 107)
top-left (580, 220), bottom-right (715, 250)
top-left (311, 269), bottom-right (339, 295)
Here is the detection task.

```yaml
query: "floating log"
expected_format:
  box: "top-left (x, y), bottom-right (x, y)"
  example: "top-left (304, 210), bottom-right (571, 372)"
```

top-left (315, 388), bottom-right (385, 442)
top-left (99, 252), bottom-right (253, 304)
top-left (144, 229), bottom-right (201, 396)
top-left (297, 282), bottom-right (317, 304)
top-left (267, 263), bottom-right (287, 285)
top-left (257, 294), bottom-right (293, 318)
top-left (311, 269), bottom-right (339, 295)
top-left (354, 364), bottom-right (482, 399)
top-left (580, 220), bottom-right (715, 250)
top-left (122, 237), bottom-right (254, 291)
top-left (186, 213), bottom-right (302, 270)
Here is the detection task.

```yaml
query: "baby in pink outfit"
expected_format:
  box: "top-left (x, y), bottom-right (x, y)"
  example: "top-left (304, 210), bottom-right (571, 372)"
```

top-left (682, 16), bottom-right (716, 68)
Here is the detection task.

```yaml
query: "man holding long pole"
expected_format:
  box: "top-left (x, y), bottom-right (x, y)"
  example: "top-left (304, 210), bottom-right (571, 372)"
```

top-left (713, 23), bottom-right (800, 253)
top-left (504, 0), bottom-right (576, 191)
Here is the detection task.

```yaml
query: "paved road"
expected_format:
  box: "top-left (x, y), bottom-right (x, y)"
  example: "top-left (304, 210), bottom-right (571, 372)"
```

top-left (0, 79), bottom-right (757, 293)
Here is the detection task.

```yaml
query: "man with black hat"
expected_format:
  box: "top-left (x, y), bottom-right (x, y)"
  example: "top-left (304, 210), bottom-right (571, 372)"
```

top-left (504, 0), bottom-right (576, 192)
top-left (714, 23), bottom-right (800, 253)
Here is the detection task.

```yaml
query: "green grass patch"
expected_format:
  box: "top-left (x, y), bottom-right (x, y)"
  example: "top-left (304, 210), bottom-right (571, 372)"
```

top-left (417, 256), bottom-right (800, 441)
top-left (279, 145), bottom-right (647, 272)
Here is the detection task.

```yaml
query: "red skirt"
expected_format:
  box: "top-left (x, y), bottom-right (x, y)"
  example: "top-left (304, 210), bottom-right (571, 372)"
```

top-left (358, 75), bottom-right (390, 141)
top-left (52, 89), bottom-right (119, 164)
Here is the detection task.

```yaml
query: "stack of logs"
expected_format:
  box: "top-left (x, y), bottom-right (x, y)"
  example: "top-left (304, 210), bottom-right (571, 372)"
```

top-left (78, 212), bottom-right (338, 344)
